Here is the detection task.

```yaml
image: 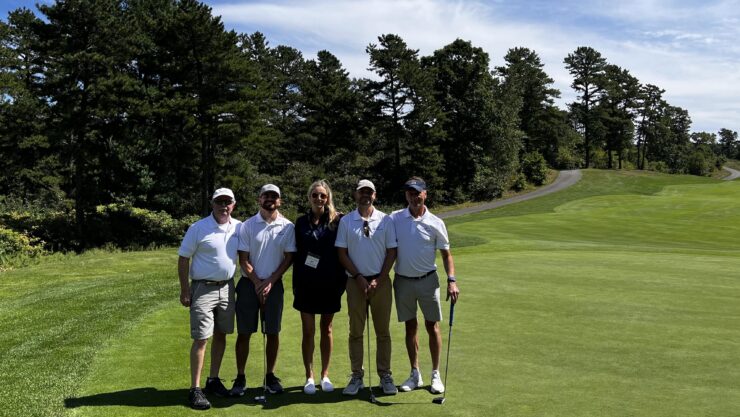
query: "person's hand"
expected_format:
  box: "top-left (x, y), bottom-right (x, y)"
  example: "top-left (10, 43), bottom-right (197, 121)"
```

top-left (180, 287), bottom-right (191, 307)
top-left (355, 275), bottom-right (370, 298)
top-left (446, 281), bottom-right (459, 304)
top-left (261, 280), bottom-right (273, 303)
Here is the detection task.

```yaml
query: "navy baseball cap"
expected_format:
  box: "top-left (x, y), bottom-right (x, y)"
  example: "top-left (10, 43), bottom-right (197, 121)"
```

top-left (403, 178), bottom-right (426, 192)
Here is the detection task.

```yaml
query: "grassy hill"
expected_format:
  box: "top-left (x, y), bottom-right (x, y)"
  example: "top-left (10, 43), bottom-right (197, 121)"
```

top-left (2, 170), bottom-right (739, 417)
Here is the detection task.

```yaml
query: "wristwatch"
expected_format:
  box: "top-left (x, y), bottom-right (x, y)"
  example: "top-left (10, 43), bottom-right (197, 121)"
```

top-left (447, 276), bottom-right (456, 283)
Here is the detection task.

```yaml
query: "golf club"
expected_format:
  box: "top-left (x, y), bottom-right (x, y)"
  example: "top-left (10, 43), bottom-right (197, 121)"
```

top-left (254, 302), bottom-right (267, 405)
top-left (366, 302), bottom-right (376, 403)
top-left (433, 301), bottom-right (455, 405)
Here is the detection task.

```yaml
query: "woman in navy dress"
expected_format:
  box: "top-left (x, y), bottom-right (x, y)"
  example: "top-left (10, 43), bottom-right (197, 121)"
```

top-left (293, 179), bottom-right (346, 394)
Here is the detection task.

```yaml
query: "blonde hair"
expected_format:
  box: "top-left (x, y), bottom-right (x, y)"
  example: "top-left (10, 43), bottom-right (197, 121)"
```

top-left (307, 179), bottom-right (338, 225)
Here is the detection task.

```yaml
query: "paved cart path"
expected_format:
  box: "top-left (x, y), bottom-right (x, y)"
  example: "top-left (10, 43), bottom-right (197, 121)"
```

top-left (439, 170), bottom-right (582, 219)
top-left (722, 166), bottom-right (740, 181)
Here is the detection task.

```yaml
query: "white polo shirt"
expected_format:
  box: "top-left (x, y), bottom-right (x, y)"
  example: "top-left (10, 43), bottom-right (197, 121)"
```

top-left (335, 208), bottom-right (397, 276)
top-left (238, 212), bottom-right (296, 279)
top-left (178, 214), bottom-right (242, 280)
top-left (390, 207), bottom-right (450, 277)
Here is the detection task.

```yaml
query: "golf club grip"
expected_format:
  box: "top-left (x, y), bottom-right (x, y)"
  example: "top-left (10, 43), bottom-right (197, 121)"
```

top-left (449, 302), bottom-right (455, 326)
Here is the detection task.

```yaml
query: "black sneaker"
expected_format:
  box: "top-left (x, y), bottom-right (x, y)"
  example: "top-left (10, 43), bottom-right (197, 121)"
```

top-left (265, 373), bottom-right (284, 394)
top-left (230, 374), bottom-right (247, 397)
top-left (189, 387), bottom-right (211, 410)
top-left (204, 377), bottom-right (230, 397)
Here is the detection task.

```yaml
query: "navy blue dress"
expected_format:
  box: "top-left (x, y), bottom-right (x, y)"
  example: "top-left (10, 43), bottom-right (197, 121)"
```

top-left (292, 211), bottom-right (347, 314)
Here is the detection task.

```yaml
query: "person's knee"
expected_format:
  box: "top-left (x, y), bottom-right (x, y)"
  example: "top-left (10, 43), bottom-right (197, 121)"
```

top-left (302, 324), bottom-right (315, 339)
top-left (405, 318), bottom-right (419, 335)
top-left (193, 339), bottom-right (208, 349)
top-left (424, 320), bottom-right (439, 334)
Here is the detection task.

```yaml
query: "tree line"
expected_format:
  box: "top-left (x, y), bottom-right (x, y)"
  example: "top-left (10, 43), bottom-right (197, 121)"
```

top-left (1, 0), bottom-right (738, 251)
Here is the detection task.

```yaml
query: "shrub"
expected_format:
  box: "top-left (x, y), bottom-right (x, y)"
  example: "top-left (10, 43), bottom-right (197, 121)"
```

top-left (555, 146), bottom-right (581, 169)
top-left (512, 172), bottom-right (528, 191)
top-left (0, 226), bottom-right (45, 268)
top-left (686, 151), bottom-right (712, 176)
top-left (0, 209), bottom-right (76, 251)
top-left (90, 203), bottom-right (196, 249)
top-left (521, 151), bottom-right (549, 185)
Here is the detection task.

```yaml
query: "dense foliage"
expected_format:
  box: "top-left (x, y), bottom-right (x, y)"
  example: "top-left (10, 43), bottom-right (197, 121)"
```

top-left (0, 0), bottom-right (736, 252)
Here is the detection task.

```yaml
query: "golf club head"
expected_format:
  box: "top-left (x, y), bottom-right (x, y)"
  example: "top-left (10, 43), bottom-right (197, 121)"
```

top-left (432, 397), bottom-right (446, 405)
top-left (254, 395), bottom-right (267, 405)
top-left (370, 394), bottom-right (376, 404)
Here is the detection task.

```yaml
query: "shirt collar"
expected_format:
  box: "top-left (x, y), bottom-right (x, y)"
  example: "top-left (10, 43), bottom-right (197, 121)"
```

top-left (351, 208), bottom-right (380, 221)
top-left (255, 212), bottom-right (285, 225)
top-left (209, 212), bottom-right (232, 228)
top-left (405, 206), bottom-right (428, 220)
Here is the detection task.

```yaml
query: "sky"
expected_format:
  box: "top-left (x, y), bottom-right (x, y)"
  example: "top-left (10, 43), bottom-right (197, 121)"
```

top-left (3, 0), bottom-right (739, 134)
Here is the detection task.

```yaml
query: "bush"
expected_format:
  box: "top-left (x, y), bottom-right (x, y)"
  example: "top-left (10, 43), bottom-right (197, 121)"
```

top-left (555, 146), bottom-right (581, 169)
top-left (686, 151), bottom-right (712, 176)
top-left (0, 209), bottom-right (76, 251)
top-left (0, 226), bottom-right (45, 268)
top-left (521, 151), bottom-right (549, 185)
top-left (90, 203), bottom-right (197, 249)
top-left (511, 172), bottom-right (528, 191)
top-left (648, 160), bottom-right (669, 173)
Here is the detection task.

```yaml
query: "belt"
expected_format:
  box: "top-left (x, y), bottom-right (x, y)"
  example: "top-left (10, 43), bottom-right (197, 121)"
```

top-left (396, 270), bottom-right (436, 280)
top-left (197, 279), bottom-right (232, 286)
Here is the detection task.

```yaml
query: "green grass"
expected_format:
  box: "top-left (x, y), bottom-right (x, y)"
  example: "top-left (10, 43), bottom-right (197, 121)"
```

top-left (3, 169), bottom-right (740, 417)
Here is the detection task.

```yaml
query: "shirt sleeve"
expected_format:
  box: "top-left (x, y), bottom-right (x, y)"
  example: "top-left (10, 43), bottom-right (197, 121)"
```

top-left (284, 223), bottom-right (297, 252)
top-left (435, 219), bottom-right (451, 250)
top-left (384, 216), bottom-right (398, 249)
top-left (335, 216), bottom-right (348, 248)
top-left (237, 220), bottom-right (250, 252)
top-left (177, 223), bottom-right (198, 258)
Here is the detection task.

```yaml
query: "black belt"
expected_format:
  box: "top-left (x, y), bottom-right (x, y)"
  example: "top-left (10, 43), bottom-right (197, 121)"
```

top-left (396, 270), bottom-right (436, 280)
top-left (197, 279), bottom-right (232, 286)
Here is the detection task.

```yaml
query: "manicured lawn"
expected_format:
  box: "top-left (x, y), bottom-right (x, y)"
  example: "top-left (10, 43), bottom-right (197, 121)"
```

top-left (3, 170), bottom-right (739, 417)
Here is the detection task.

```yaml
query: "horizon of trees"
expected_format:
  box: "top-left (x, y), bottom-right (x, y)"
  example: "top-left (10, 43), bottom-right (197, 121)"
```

top-left (1, 0), bottom-right (738, 251)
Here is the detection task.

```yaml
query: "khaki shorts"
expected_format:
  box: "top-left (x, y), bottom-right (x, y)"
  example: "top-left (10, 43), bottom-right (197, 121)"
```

top-left (190, 279), bottom-right (235, 340)
top-left (393, 271), bottom-right (442, 322)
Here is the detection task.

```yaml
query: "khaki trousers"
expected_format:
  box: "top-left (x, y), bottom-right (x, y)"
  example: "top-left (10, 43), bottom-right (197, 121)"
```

top-left (346, 277), bottom-right (393, 377)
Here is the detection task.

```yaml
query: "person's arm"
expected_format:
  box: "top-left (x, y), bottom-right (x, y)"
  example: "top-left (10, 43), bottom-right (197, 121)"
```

top-left (239, 250), bottom-right (259, 282)
top-left (440, 248), bottom-right (459, 303)
top-left (178, 256), bottom-right (191, 307)
top-left (338, 247), bottom-right (370, 296)
top-left (373, 247), bottom-right (397, 290)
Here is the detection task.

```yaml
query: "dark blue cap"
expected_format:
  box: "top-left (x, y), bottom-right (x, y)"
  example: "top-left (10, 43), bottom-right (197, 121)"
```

top-left (403, 179), bottom-right (426, 192)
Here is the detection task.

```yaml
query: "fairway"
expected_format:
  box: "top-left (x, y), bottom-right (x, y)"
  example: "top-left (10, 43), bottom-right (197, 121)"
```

top-left (3, 170), bottom-right (740, 417)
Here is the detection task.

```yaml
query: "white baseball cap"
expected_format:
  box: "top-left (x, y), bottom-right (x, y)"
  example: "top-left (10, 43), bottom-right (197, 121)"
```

top-left (212, 188), bottom-right (235, 201)
top-left (259, 184), bottom-right (281, 197)
top-left (356, 179), bottom-right (376, 191)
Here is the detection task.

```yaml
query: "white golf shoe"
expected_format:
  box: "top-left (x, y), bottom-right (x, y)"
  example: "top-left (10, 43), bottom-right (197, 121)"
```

top-left (399, 368), bottom-right (423, 392)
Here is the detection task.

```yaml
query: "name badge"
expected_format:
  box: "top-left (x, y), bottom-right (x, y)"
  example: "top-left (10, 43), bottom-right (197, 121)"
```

top-left (305, 252), bottom-right (320, 269)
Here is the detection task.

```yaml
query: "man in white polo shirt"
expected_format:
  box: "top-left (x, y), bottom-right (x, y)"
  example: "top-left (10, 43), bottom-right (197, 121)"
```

top-left (178, 187), bottom-right (241, 410)
top-left (231, 184), bottom-right (296, 397)
top-left (390, 177), bottom-right (459, 395)
top-left (336, 179), bottom-right (399, 396)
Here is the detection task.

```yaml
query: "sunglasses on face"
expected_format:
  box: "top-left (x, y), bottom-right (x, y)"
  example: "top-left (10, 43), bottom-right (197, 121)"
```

top-left (213, 199), bottom-right (234, 206)
top-left (311, 192), bottom-right (327, 199)
top-left (363, 220), bottom-right (370, 237)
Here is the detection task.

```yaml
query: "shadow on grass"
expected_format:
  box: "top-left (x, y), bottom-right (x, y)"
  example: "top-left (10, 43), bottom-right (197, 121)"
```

top-left (65, 385), bottom-right (432, 410)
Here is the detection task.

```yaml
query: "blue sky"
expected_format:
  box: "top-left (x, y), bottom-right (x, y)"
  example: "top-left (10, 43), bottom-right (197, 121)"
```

top-left (3, 0), bottom-right (739, 134)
